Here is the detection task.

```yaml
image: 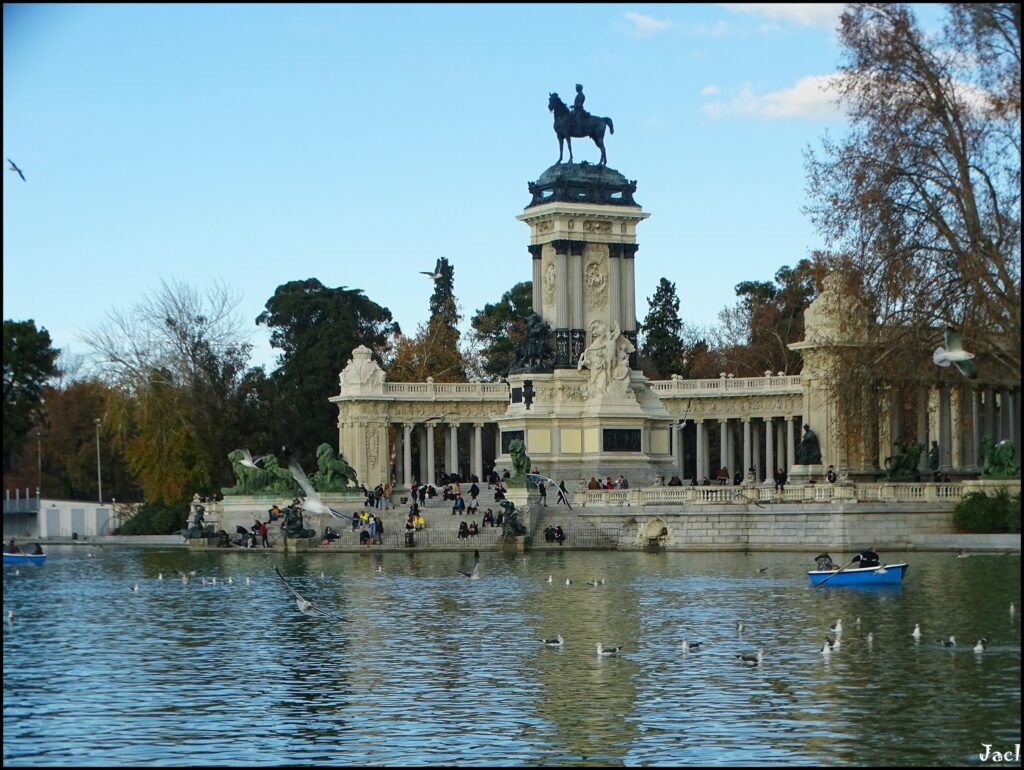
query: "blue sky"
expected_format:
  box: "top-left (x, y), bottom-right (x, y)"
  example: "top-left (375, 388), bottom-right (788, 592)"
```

top-left (2, 4), bottom-right (943, 372)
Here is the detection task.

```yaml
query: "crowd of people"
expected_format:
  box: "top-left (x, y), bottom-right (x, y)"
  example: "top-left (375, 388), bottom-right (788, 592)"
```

top-left (586, 475), bottom-right (630, 490)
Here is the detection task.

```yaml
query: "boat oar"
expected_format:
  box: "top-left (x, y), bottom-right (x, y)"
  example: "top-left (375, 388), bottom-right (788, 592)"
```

top-left (816, 557), bottom-right (859, 587)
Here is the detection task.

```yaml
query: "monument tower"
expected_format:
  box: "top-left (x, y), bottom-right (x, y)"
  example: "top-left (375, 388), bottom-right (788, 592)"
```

top-left (496, 88), bottom-right (675, 483)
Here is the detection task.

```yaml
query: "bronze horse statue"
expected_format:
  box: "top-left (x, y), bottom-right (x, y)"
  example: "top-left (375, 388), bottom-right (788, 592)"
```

top-left (548, 93), bottom-right (614, 166)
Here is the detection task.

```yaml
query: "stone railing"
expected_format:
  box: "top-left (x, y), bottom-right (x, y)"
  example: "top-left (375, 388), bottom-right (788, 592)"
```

top-left (574, 481), bottom-right (973, 508)
top-left (382, 382), bottom-right (508, 400)
top-left (648, 375), bottom-right (802, 395)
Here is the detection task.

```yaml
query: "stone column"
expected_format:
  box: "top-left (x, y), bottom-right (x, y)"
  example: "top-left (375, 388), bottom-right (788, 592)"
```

top-left (608, 247), bottom-right (621, 332)
top-left (985, 387), bottom-right (996, 442)
top-left (719, 420), bottom-right (728, 478)
top-left (529, 245), bottom-right (543, 316)
top-left (949, 386), bottom-right (962, 470)
top-left (448, 423), bottom-right (459, 478)
top-left (971, 387), bottom-right (982, 470)
top-left (426, 424), bottom-right (436, 485)
top-left (917, 387), bottom-right (929, 473)
top-left (765, 417), bottom-right (775, 485)
top-left (742, 419), bottom-right (752, 481)
top-left (786, 417), bottom-right (796, 469)
top-left (571, 248), bottom-right (585, 366)
top-left (776, 418), bottom-right (785, 472)
top-left (753, 420), bottom-right (762, 481)
top-left (554, 248), bottom-right (570, 367)
top-left (695, 420), bottom-right (705, 481)
top-left (403, 424), bottom-right (413, 488)
top-left (473, 423), bottom-right (483, 481)
top-left (939, 385), bottom-right (952, 471)
top-left (418, 426), bottom-right (428, 484)
top-left (622, 247), bottom-right (637, 335)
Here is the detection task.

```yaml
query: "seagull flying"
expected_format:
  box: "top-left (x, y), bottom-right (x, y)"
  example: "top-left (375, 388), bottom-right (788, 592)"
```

top-left (420, 258), bottom-right (445, 281)
top-left (597, 643), bottom-right (622, 656)
top-left (239, 449), bottom-right (267, 469)
top-left (539, 635), bottom-right (564, 647)
top-left (457, 549), bottom-right (480, 579)
top-left (932, 327), bottom-right (977, 379)
top-left (288, 459), bottom-right (347, 520)
top-left (7, 159), bottom-right (25, 181)
top-left (274, 566), bottom-right (351, 621)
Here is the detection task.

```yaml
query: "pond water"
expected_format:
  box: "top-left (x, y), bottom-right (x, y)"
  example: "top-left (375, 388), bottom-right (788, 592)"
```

top-left (3, 546), bottom-right (1021, 766)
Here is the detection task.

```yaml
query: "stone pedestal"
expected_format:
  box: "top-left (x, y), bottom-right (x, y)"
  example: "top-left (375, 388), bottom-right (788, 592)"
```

top-left (788, 464), bottom-right (824, 484)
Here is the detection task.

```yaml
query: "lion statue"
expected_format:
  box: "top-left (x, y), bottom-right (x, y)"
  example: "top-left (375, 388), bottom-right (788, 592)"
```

top-left (508, 439), bottom-right (531, 482)
top-left (499, 500), bottom-right (528, 537)
top-left (221, 449), bottom-right (268, 495)
top-left (281, 506), bottom-right (317, 540)
top-left (261, 454), bottom-right (300, 496)
top-left (311, 443), bottom-right (359, 492)
top-left (981, 437), bottom-right (1020, 480)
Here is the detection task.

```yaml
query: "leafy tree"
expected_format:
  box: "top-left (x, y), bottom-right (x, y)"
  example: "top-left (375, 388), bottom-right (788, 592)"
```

top-left (639, 278), bottom-right (687, 378)
top-left (469, 281), bottom-right (533, 380)
top-left (3, 320), bottom-right (59, 472)
top-left (715, 260), bottom-right (819, 376)
top-left (387, 304), bottom-right (468, 383)
top-left (85, 278), bottom-right (261, 502)
top-left (804, 3), bottom-right (1021, 381)
top-left (257, 279), bottom-right (398, 465)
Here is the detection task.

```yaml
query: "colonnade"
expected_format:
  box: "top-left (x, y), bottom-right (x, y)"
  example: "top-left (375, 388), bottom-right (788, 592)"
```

top-left (392, 421), bottom-right (498, 488)
top-left (669, 416), bottom-right (802, 484)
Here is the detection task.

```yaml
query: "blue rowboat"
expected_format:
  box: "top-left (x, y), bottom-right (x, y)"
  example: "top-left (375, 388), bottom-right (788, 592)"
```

top-left (3, 552), bottom-right (47, 565)
top-left (808, 562), bottom-right (908, 586)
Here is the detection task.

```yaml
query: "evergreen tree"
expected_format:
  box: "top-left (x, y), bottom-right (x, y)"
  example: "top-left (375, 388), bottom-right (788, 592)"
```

top-left (257, 279), bottom-right (398, 466)
top-left (639, 278), bottom-right (686, 378)
top-left (428, 257), bottom-right (460, 330)
top-left (3, 320), bottom-right (59, 472)
top-left (469, 281), bottom-right (533, 380)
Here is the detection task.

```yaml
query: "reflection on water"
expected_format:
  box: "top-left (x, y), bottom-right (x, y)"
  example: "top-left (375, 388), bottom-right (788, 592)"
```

top-left (3, 547), bottom-right (1021, 766)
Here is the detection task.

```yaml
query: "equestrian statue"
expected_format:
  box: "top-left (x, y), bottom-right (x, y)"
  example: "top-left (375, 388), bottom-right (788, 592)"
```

top-left (548, 85), bottom-right (614, 166)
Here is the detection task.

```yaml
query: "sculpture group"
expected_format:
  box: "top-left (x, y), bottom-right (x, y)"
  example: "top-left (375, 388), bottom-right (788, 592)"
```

top-left (577, 320), bottom-right (635, 400)
top-left (221, 444), bottom-right (358, 496)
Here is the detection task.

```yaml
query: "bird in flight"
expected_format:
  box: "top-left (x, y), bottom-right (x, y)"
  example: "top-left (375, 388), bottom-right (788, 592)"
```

top-left (932, 327), bottom-right (977, 379)
top-left (275, 566), bottom-right (351, 621)
top-left (457, 549), bottom-right (480, 579)
top-left (7, 159), bottom-right (25, 181)
top-left (420, 258), bottom-right (445, 281)
top-left (288, 459), bottom-right (347, 520)
top-left (239, 449), bottom-right (267, 469)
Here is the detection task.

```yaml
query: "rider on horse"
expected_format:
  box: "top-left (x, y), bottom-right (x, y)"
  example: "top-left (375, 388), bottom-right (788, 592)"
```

top-left (572, 84), bottom-right (589, 134)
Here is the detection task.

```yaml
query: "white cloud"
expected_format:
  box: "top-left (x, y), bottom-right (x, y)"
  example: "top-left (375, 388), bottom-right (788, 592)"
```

top-left (719, 3), bottom-right (844, 30)
top-left (625, 11), bottom-right (672, 37)
top-left (700, 85), bottom-right (721, 96)
top-left (692, 19), bottom-right (731, 39)
top-left (702, 74), bottom-right (844, 120)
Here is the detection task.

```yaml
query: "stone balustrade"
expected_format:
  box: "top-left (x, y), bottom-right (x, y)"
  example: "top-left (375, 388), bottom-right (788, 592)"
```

top-left (572, 481), bottom-right (987, 508)
top-left (648, 375), bottom-right (802, 395)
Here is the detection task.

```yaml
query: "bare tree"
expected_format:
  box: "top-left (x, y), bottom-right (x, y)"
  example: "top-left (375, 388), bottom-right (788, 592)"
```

top-left (804, 3), bottom-right (1021, 381)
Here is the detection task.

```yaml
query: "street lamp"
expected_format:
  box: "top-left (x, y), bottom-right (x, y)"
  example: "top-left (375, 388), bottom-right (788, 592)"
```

top-left (36, 431), bottom-right (42, 497)
top-left (95, 418), bottom-right (103, 504)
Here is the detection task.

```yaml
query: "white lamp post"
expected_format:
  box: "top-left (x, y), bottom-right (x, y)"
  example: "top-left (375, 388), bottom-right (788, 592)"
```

top-left (95, 418), bottom-right (103, 504)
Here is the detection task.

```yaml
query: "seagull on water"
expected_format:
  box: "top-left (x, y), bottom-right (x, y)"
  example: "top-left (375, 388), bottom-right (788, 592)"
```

top-left (973, 638), bottom-right (987, 653)
top-left (828, 635), bottom-right (841, 651)
top-left (245, 577), bottom-right (251, 586)
top-left (736, 621), bottom-right (745, 633)
top-left (131, 583), bottom-right (139, 592)
top-left (586, 578), bottom-right (605, 587)
top-left (737, 649), bottom-right (764, 666)
top-left (912, 623), bottom-right (922, 640)
top-left (288, 459), bottom-right (347, 520)
top-left (681, 638), bottom-right (704, 653)
top-left (565, 578), bottom-right (572, 586)
top-left (864, 632), bottom-right (874, 645)
top-left (820, 639), bottom-right (833, 655)
top-left (7, 158), bottom-right (25, 181)
top-left (1011, 602), bottom-right (1016, 617)
top-left (597, 643), bottom-right (622, 656)
top-left (830, 619), bottom-right (843, 637)
top-left (419, 257), bottom-right (445, 281)
top-left (546, 575), bottom-right (553, 583)
top-left (932, 327), bottom-right (977, 379)
top-left (938, 635), bottom-right (957, 647)
top-left (227, 577), bottom-right (233, 584)
top-left (855, 617), bottom-right (861, 627)
top-left (457, 550), bottom-right (480, 579)
top-left (6, 610), bottom-right (13, 625)
top-left (539, 635), bottom-right (564, 647)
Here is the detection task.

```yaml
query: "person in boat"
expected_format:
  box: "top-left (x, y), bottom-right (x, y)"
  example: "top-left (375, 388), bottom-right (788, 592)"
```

top-left (852, 545), bottom-right (880, 568)
top-left (814, 552), bottom-right (837, 571)
top-left (6, 538), bottom-right (22, 554)
top-left (31, 543), bottom-right (44, 555)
